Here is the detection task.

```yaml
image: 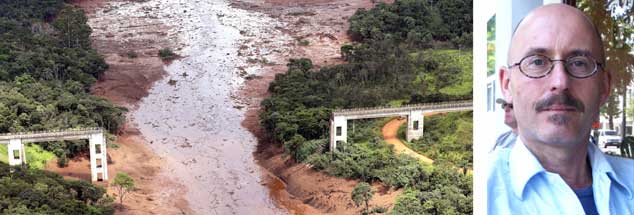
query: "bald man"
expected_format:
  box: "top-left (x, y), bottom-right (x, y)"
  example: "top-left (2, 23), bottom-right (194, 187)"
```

top-left (488, 4), bottom-right (634, 214)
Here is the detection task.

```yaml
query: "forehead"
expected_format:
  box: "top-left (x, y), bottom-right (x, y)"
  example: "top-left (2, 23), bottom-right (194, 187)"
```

top-left (509, 8), bottom-right (602, 62)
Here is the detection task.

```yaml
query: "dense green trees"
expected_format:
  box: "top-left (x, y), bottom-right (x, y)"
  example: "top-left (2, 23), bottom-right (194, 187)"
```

top-left (348, 0), bottom-right (472, 49)
top-left (0, 163), bottom-right (113, 214)
top-left (0, 1), bottom-right (122, 213)
top-left (0, 1), bottom-right (126, 163)
top-left (260, 0), bottom-right (473, 214)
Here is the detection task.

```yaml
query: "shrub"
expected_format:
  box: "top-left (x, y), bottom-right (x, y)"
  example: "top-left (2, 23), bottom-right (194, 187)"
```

top-left (158, 48), bottom-right (176, 60)
top-left (352, 182), bottom-right (373, 214)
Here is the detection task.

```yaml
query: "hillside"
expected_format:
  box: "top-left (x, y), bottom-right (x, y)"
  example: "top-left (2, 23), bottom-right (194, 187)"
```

top-left (258, 0), bottom-right (473, 214)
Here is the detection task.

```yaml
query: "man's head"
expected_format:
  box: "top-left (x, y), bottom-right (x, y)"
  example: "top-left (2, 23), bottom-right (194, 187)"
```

top-left (497, 98), bottom-right (517, 131)
top-left (500, 4), bottom-right (611, 148)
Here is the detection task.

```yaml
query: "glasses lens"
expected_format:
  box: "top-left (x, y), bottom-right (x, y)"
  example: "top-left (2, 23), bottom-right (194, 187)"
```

top-left (520, 55), bottom-right (551, 77)
top-left (566, 56), bottom-right (595, 77)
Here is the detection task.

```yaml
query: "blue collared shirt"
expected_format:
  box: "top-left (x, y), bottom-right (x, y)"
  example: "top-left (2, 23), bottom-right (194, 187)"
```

top-left (488, 139), bottom-right (634, 214)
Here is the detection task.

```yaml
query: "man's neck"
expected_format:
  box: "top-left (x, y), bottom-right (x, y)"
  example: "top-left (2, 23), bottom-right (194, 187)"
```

top-left (522, 138), bottom-right (592, 189)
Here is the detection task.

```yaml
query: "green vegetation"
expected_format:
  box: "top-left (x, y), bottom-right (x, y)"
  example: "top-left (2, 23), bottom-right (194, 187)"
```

top-left (0, 1), bottom-right (125, 213)
top-left (402, 112), bottom-right (473, 168)
top-left (301, 120), bottom-right (471, 214)
top-left (0, 145), bottom-right (6, 164)
top-left (158, 48), bottom-right (176, 60)
top-left (25, 144), bottom-right (56, 170)
top-left (487, 15), bottom-right (496, 76)
top-left (260, 0), bottom-right (472, 214)
top-left (352, 182), bottom-right (374, 214)
top-left (0, 1), bottom-right (126, 161)
top-left (348, 0), bottom-right (471, 49)
top-left (0, 144), bottom-right (54, 169)
top-left (112, 172), bottom-right (135, 206)
top-left (0, 163), bottom-right (114, 214)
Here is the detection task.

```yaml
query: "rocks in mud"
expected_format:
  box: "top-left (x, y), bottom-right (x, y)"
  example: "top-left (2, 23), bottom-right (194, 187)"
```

top-left (181, 158), bottom-right (197, 165)
top-left (295, 17), bottom-right (310, 25)
top-left (244, 74), bottom-right (261, 80)
top-left (179, 142), bottom-right (193, 148)
top-left (318, 33), bottom-right (337, 40)
top-left (286, 11), bottom-right (316, 16)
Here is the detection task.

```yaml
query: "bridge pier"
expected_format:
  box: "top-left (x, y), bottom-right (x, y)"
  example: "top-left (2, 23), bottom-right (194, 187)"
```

top-left (406, 110), bottom-right (424, 142)
top-left (1, 128), bottom-right (109, 182)
top-left (8, 139), bottom-right (25, 166)
top-left (330, 116), bottom-right (348, 151)
top-left (89, 133), bottom-right (108, 181)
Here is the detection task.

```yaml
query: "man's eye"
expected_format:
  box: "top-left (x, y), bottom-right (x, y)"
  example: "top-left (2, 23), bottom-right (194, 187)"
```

top-left (530, 59), bottom-right (545, 66)
top-left (570, 60), bottom-right (588, 67)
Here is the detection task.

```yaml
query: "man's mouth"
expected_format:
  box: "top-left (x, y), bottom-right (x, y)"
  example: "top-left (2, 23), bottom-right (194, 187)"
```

top-left (540, 104), bottom-right (578, 112)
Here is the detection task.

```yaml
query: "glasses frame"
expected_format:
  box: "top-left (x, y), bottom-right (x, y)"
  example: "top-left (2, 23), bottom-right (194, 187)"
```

top-left (507, 54), bottom-right (603, 79)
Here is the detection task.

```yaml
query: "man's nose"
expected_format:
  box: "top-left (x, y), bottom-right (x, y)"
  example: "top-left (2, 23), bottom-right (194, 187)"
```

top-left (547, 61), bottom-right (570, 92)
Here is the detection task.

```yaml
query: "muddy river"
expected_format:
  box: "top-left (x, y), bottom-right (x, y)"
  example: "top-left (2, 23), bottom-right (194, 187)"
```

top-left (97, 0), bottom-right (293, 214)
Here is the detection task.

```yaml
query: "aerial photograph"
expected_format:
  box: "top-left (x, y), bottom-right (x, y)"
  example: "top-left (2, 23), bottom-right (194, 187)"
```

top-left (481, 1), bottom-right (634, 214)
top-left (0, 0), bottom-right (472, 214)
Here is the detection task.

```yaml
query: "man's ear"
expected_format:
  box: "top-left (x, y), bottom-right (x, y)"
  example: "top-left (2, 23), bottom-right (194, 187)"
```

top-left (499, 66), bottom-right (513, 103)
top-left (599, 69), bottom-right (612, 104)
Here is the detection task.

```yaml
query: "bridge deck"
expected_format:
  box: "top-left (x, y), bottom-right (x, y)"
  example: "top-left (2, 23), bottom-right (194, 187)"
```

top-left (332, 100), bottom-right (472, 119)
top-left (0, 128), bottom-right (104, 144)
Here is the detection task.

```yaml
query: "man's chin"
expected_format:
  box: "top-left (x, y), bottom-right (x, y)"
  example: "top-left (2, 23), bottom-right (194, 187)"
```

top-left (545, 112), bottom-right (576, 126)
top-left (537, 128), bottom-right (585, 146)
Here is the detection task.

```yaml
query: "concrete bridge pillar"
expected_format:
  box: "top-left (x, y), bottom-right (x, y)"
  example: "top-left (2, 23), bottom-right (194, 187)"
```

top-left (89, 133), bottom-right (108, 181)
top-left (330, 116), bottom-right (347, 151)
top-left (7, 139), bottom-right (25, 166)
top-left (407, 110), bottom-right (424, 142)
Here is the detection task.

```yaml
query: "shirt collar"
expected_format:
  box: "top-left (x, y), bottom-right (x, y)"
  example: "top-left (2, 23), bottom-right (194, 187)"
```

top-left (586, 141), bottom-right (633, 199)
top-left (508, 138), bottom-right (545, 199)
top-left (508, 138), bottom-right (634, 200)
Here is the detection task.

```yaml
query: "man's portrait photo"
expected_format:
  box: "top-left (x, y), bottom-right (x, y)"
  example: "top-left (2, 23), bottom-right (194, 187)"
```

top-left (485, 2), bottom-right (634, 214)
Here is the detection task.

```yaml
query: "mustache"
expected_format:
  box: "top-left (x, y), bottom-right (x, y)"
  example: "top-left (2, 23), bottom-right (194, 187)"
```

top-left (534, 93), bottom-right (585, 112)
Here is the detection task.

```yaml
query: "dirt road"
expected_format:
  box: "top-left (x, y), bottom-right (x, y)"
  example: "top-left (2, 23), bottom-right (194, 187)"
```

top-left (382, 118), bottom-right (434, 164)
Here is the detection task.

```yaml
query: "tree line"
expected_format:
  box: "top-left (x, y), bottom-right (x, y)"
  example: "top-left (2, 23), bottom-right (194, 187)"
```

top-left (0, 163), bottom-right (114, 214)
top-left (0, 1), bottom-right (126, 164)
top-left (0, 1), bottom-right (125, 213)
top-left (259, 0), bottom-right (473, 214)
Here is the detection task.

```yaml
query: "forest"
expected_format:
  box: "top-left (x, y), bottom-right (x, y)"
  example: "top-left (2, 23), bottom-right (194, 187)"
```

top-left (260, 0), bottom-right (473, 214)
top-left (0, 163), bottom-right (113, 215)
top-left (0, 1), bottom-right (125, 163)
top-left (0, 1), bottom-right (122, 213)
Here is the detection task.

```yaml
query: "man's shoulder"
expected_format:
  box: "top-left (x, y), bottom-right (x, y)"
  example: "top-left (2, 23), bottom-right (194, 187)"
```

top-left (604, 155), bottom-right (634, 187)
top-left (487, 148), bottom-right (512, 179)
top-left (487, 148), bottom-right (516, 214)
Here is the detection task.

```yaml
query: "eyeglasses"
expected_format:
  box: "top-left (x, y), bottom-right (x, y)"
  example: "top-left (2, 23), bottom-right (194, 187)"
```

top-left (507, 54), bottom-right (603, 79)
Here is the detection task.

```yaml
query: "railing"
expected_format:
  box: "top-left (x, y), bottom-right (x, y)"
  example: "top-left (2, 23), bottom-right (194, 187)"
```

top-left (332, 100), bottom-right (472, 117)
top-left (0, 127), bottom-right (104, 141)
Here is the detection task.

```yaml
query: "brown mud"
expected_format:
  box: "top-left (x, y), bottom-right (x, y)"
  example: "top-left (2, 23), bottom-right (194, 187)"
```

top-left (382, 118), bottom-right (435, 164)
top-left (53, 0), bottom-right (194, 214)
top-left (48, 0), bottom-right (401, 214)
